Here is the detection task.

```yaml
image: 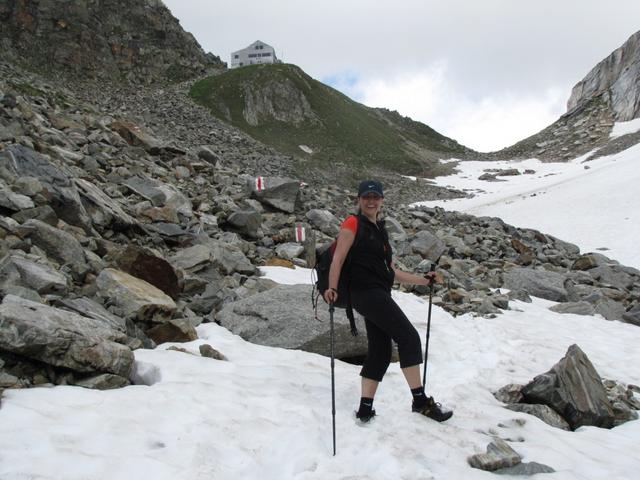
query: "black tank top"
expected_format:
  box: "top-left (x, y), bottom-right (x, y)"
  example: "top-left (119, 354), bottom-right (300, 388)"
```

top-left (349, 214), bottom-right (394, 292)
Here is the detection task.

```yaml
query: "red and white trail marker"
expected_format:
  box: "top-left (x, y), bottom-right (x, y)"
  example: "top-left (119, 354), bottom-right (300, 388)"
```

top-left (254, 176), bottom-right (265, 192)
top-left (294, 224), bottom-right (306, 243)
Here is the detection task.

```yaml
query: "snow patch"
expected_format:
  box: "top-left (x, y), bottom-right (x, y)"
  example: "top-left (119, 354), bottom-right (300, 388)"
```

top-left (610, 118), bottom-right (640, 138)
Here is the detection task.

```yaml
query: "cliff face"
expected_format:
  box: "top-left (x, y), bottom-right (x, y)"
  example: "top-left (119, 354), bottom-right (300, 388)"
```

top-left (0, 0), bottom-right (224, 83)
top-left (567, 30), bottom-right (640, 122)
top-left (494, 30), bottom-right (640, 161)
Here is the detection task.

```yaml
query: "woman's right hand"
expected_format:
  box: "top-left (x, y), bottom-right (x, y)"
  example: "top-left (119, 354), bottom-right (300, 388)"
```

top-left (324, 288), bottom-right (338, 304)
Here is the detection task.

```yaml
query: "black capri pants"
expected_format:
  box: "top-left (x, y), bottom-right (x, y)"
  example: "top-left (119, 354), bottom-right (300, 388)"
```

top-left (350, 287), bottom-right (423, 382)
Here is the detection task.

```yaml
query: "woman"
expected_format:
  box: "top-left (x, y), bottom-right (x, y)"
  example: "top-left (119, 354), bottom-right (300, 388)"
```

top-left (323, 180), bottom-right (452, 423)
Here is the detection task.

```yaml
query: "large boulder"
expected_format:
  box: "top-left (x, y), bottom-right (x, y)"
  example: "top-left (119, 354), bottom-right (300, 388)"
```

top-left (96, 268), bottom-right (177, 323)
top-left (305, 209), bottom-right (340, 236)
top-left (217, 284), bottom-right (367, 359)
top-left (250, 176), bottom-right (300, 213)
top-left (17, 219), bottom-right (90, 281)
top-left (521, 344), bottom-right (615, 429)
top-left (114, 245), bottom-right (181, 299)
top-left (123, 175), bottom-right (193, 219)
top-left (0, 145), bottom-right (93, 231)
top-left (227, 209), bottom-right (262, 238)
top-left (74, 178), bottom-right (138, 231)
top-left (0, 295), bottom-right (133, 378)
top-left (409, 230), bottom-right (446, 261)
top-left (502, 267), bottom-right (568, 302)
top-left (0, 253), bottom-right (68, 295)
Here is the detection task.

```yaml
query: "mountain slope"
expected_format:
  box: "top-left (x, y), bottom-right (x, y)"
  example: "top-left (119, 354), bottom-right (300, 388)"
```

top-left (189, 63), bottom-right (475, 178)
top-left (0, 0), bottom-right (223, 82)
top-left (495, 30), bottom-right (640, 162)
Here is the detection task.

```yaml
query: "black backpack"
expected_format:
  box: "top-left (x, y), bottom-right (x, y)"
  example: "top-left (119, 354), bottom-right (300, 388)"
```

top-left (312, 215), bottom-right (362, 336)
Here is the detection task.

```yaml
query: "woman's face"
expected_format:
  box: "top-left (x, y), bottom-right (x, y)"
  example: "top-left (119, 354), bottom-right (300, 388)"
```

top-left (358, 192), bottom-right (383, 217)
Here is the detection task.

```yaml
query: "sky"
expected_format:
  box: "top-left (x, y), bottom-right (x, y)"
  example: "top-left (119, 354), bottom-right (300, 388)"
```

top-left (161, 0), bottom-right (640, 152)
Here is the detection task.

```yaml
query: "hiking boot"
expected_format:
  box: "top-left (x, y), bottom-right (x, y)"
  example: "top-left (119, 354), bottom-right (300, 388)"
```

top-left (355, 408), bottom-right (376, 423)
top-left (412, 396), bottom-right (453, 422)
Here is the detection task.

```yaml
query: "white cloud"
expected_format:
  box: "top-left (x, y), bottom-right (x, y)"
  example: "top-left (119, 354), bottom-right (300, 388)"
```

top-left (343, 64), bottom-right (566, 152)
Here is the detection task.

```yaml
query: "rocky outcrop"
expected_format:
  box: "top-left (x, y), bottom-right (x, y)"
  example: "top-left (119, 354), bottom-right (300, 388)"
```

top-left (217, 284), bottom-right (368, 360)
top-left (493, 29), bottom-right (640, 162)
top-left (0, 295), bottom-right (133, 378)
top-left (243, 78), bottom-right (319, 127)
top-left (0, 0), bottom-right (223, 82)
top-left (512, 345), bottom-right (617, 430)
top-left (567, 31), bottom-right (640, 122)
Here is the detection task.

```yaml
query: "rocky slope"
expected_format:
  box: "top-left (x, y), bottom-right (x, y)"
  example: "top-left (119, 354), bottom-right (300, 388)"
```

top-left (0, 0), bottom-right (224, 83)
top-left (567, 30), bottom-right (640, 122)
top-left (0, 3), bottom-right (639, 403)
top-left (494, 30), bottom-right (640, 162)
top-left (1, 59), bottom-right (639, 399)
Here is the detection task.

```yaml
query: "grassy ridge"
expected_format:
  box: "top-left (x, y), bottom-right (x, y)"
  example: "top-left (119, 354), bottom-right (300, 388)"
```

top-left (189, 64), bottom-right (472, 176)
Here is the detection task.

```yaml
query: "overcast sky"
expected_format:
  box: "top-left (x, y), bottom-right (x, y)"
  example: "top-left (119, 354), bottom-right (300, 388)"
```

top-left (162, 0), bottom-right (640, 152)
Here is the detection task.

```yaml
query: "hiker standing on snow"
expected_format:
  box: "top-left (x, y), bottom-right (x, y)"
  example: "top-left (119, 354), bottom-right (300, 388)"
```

top-left (323, 180), bottom-right (452, 423)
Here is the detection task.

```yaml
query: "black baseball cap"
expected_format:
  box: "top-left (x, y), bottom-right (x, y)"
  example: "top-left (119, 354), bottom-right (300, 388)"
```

top-left (358, 180), bottom-right (384, 198)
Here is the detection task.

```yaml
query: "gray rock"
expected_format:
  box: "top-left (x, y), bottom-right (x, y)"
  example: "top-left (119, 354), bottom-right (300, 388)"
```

top-left (0, 295), bottom-right (133, 377)
top-left (17, 219), bottom-right (90, 281)
top-left (170, 244), bottom-right (213, 272)
top-left (275, 242), bottom-right (305, 260)
top-left (549, 301), bottom-right (595, 316)
top-left (0, 145), bottom-right (92, 231)
top-left (54, 297), bottom-right (127, 335)
top-left (521, 344), bottom-right (615, 429)
top-left (622, 304), bottom-right (640, 326)
top-left (503, 268), bottom-right (568, 302)
top-left (468, 438), bottom-right (522, 471)
top-left (250, 176), bottom-right (300, 213)
top-left (11, 205), bottom-right (58, 226)
top-left (217, 284), bottom-right (368, 359)
top-left (305, 209), bottom-right (340, 236)
top-left (594, 299), bottom-right (626, 321)
top-left (588, 265), bottom-right (633, 289)
top-left (227, 209), bottom-right (262, 238)
top-left (384, 217), bottom-right (407, 242)
top-left (507, 289), bottom-right (532, 303)
top-left (146, 318), bottom-right (198, 344)
top-left (74, 374), bottom-right (130, 390)
top-left (494, 462), bottom-right (555, 475)
top-left (505, 404), bottom-right (571, 430)
top-left (494, 384), bottom-right (524, 404)
top-left (74, 178), bottom-right (138, 230)
top-left (571, 253), bottom-right (612, 271)
top-left (199, 344), bottom-right (227, 360)
top-left (409, 230), bottom-right (446, 261)
top-left (211, 243), bottom-right (256, 275)
top-left (96, 268), bottom-right (177, 323)
top-left (0, 254), bottom-right (68, 295)
top-left (0, 181), bottom-right (34, 211)
top-left (123, 175), bottom-right (193, 218)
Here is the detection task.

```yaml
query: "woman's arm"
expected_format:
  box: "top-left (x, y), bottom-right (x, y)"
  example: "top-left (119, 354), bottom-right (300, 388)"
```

top-left (392, 261), bottom-right (442, 286)
top-left (324, 228), bottom-right (356, 303)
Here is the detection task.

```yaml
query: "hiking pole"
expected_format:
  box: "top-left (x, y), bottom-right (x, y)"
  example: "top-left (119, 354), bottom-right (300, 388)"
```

top-left (422, 263), bottom-right (436, 388)
top-left (329, 302), bottom-right (337, 456)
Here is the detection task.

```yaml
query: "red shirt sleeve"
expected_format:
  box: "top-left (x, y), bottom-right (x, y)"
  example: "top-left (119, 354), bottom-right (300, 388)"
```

top-left (341, 215), bottom-right (358, 234)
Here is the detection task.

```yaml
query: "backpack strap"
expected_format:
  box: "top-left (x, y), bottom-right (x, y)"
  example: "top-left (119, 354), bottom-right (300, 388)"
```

top-left (346, 303), bottom-right (358, 337)
top-left (345, 214), bottom-right (364, 337)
